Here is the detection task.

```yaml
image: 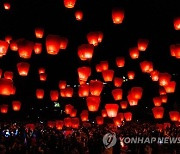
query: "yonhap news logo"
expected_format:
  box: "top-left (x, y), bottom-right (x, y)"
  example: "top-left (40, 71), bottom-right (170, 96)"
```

top-left (103, 132), bottom-right (117, 149)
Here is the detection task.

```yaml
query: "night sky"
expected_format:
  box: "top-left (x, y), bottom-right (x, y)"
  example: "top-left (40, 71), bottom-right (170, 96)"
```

top-left (0, 0), bottom-right (179, 122)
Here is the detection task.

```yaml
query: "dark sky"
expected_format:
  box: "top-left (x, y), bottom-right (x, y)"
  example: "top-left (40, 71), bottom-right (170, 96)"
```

top-left (0, 0), bottom-right (179, 122)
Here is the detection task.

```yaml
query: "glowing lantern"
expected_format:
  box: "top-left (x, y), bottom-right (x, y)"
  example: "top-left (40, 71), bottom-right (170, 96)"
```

top-left (39, 73), bottom-right (47, 81)
top-left (97, 31), bottom-right (103, 43)
top-left (0, 69), bottom-right (2, 78)
top-left (112, 8), bottom-right (124, 24)
top-left (36, 89), bottom-right (44, 99)
top-left (5, 35), bottom-right (12, 44)
top-left (116, 57), bottom-right (125, 67)
top-left (163, 123), bottom-right (171, 129)
top-left (102, 70), bottom-right (114, 82)
top-left (105, 104), bottom-right (119, 118)
top-left (114, 77), bottom-right (123, 87)
top-left (0, 104), bottom-right (8, 114)
top-left (174, 44), bottom-right (180, 58)
top-left (170, 44), bottom-right (176, 57)
top-left (153, 97), bottom-right (162, 107)
top-left (150, 70), bottom-right (159, 81)
top-left (152, 107), bottom-right (164, 119)
top-left (59, 37), bottom-right (68, 49)
top-left (164, 81), bottom-right (176, 93)
top-left (87, 32), bottom-right (99, 46)
top-left (86, 96), bottom-right (101, 112)
top-left (80, 110), bottom-right (89, 121)
top-left (65, 104), bottom-right (74, 114)
top-left (34, 43), bottom-right (42, 54)
top-left (101, 109), bottom-right (107, 117)
top-left (169, 111), bottom-right (179, 122)
top-left (120, 101), bottom-right (128, 109)
top-left (96, 64), bottom-right (103, 72)
top-left (96, 116), bottom-right (104, 125)
top-left (35, 28), bottom-right (44, 38)
top-left (127, 93), bottom-right (138, 106)
top-left (113, 117), bottom-right (122, 126)
top-left (0, 79), bottom-right (14, 95)
top-left (56, 120), bottom-right (64, 130)
top-left (129, 47), bottom-right (139, 59)
top-left (10, 40), bottom-right (18, 51)
top-left (47, 121), bottom-right (55, 128)
top-left (112, 89), bottom-right (123, 101)
top-left (58, 80), bottom-right (66, 89)
top-left (12, 101), bottom-right (21, 111)
top-left (4, 3), bottom-right (11, 10)
top-left (38, 67), bottom-right (45, 74)
top-left (79, 79), bottom-right (86, 85)
top-left (117, 113), bottom-right (124, 121)
top-left (174, 17), bottom-right (180, 30)
top-left (138, 39), bottom-right (149, 51)
top-left (64, 0), bottom-right (76, 8)
top-left (64, 118), bottom-right (72, 127)
top-left (78, 84), bottom-right (89, 97)
top-left (70, 108), bottom-right (77, 117)
top-left (50, 90), bottom-right (59, 101)
top-left (130, 87), bottom-right (143, 100)
top-left (78, 44), bottom-right (94, 61)
top-left (46, 35), bottom-right (60, 55)
top-left (159, 87), bottom-right (166, 95)
top-left (71, 118), bottom-right (79, 129)
top-left (124, 112), bottom-right (132, 121)
top-left (64, 87), bottom-right (73, 97)
top-left (160, 95), bottom-right (167, 103)
top-left (78, 66), bottom-right (91, 81)
top-left (100, 61), bottom-right (109, 71)
top-left (0, 40), bottom-right (9, 56)
top-left (17, 62), bottom-right (30, 76)
top-left (140, 61), bottom-right (153, 73)
top-left (89, 80), bottom-right (103, 96)
top-left (4, 71), bottom-right (13, 80)
top-left (127, 71), bottom-right (135, 80)
top-left (159, 73), bottom-right (171, 86)
top-left (75, 10), bottom-right (83, 21)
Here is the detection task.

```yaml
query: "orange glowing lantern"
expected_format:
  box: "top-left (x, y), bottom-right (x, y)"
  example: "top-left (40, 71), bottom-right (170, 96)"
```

top-left (112, 89), bottom-right (123, 101)
top-left (120, 101), bottom-right (128, 109)
top-left (35, 28), bottom-right (44, 38)
top-left (10, 40), bottom-right (18, 51)
top-left (100, 61), bottom-right (109, 71)
top-left (124, 112), bottom-right (132, 121)
top-left (39, 73), bottom-right (47, 81)
top-left (80, 110), bottom-right (89, 121)
top-left (4, 71), bottom-right (13, 80)
top-left (0, 79), bottom-right (14, 95)
top-left (164, 81), bottom-right (176, 93)
top-left (64, 87), bottom-right (73, 97)
top-left (36, 89), bottom-right (44, 99)
top-left (138, 39), bottom-right (149, 51)
top-left (159, 87), bottom-right (166, 95)
top-left (105, 104), bottom-right (119, 118)
top-left (56, 120), bottom-right (64, 130)
top-left (116, 57), bottom-right (125, 67)
top-left (58, 80), bottom-right (66, 89)
top-left (174, 17), bottom-right (180, 30)
top-left (38, 67), bottom-right (45, 74)
top-left (127, 71), bottom-right (135, 80)
top-left (170, 44), bottom-right (176, 57)
top-left (86, 96), bottom-right (101, 112)
top-left (102, 70), bottom-right (114, 82)
top-left (89, 80), bottom-right (103, 96)
top-left (34, 43), bottom-right (42, 54)
top-left (112, 8), bottom-right (124, 24)
top-left (78, 66), bottom-right (91, 82)
top-left (46, 35), bottom-right (60, 55)
top-left (64, 0), bottom-right (76, 8)
top-left (114, 77), bottom-right (123, 87)
top-left (5, 35), bottom-right (12, 44)
top-left (96, 64), bottom-right (103, 72)
top-left (130, 87), bottom-right (143, 100)
top-left (70, 108), bottom-right (77, 117)
top-left (152, 107), bottom-right (164, 119)
top-left (160, 95), bottom-right (168, 103)
top-left (12, 101), bottom-right (21, 111)
top-left (59, 37), bottom-right (68, 49)
top-left (65, 104), bottom-right (74, 114)
top-left (0, 104), bottom-right (8, 114)
top-left (4, 3), bottom-right (11, 10)
top-left (17, 62), bottom-right (30, 76)
top-left (78, 44), bottom-right (94, 61)
top-left (174, 44), bottom-right (180, 58)
top-left (50, 90), bottom-right (59, 101)
top-left (87, 32), bottom-right (99, 46)
top-left (117, 113), bottom-right (124, 121)
top-left (96, 116), bottom-right (104, 125)
top-left (159, 73), bottom-right (171, 86)
top-left (113, 117), bottom-right (122, 126)
top-left (153, 97), bottom-right (162, 107)
top-left (64, 118), bottom-right (72, 127)
top-left (101, 109), bottom-right (107, 117)
top-left (71, 118), bottom-right (79, 129)
top-left (169, 111), bottom-right (179, 122)
top-left (127, 93), bottom-right (138, 106)
top-left (75, 10), bottom-right (83, 21)
top-left (140, 61), bottom-right (153, 73)
top-left (97, 31), bottom-right (103, 43)
top-left (129, 47), bottom-right (139, 59)
top-left (47, 121), bottom-right (55, 128)
top-left (0, 40), bottom-right (9, 56)
top-left (78, 84), bottom-right (89, 97)
top-left (150, 70), bottom-right (159, 81)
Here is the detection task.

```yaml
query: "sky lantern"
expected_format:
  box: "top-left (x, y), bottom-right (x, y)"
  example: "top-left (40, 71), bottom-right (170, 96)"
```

top-left (169, 111), bottom-right (179, 122)
top-left (100, 61), bottom-right (109, 71)
top-left (78, 44), bottom-right (94, 61)
top-left (140, 61), bottom-right (153, 73)
top-left (0, 69), bottom-right (2, 78)
top-left (112, 89), bottom-right (123, 101)
top-left (65, 87), bottom-right (73, 97)
top-left (71, 118), bottom-right (79, 129)
top-left (96, 116), bottom-right (104, 125)
top-left (129, 47), bottom-right (139, 59)
top-left (10, 40), bottom-right (18, 51)
top-left (34, 43), bottom-right (42, 54)
top-left (17, 62), bottom-right (30, 76)
top-left (0, 104), bottom-right (8, 114)
top-left (70, 108), bottom-right (77, 117)
top-left (96, 64), bottom-right (103, 72)
top-left (174, 17), bottom-right (180, 30)
top-left (11, 86), bottom-right (16, 95)
top-left (120, 101), bottom-right (128, 109)
top-left (38, 67), bottom-right (45, 74)
top-left (158, 73), bottom-right (171, 86)
top-left (80, 110), bottom-right (89, 121)
top-left (86, 96), bottom-right (101, 112)
top-left (130, 87), bottom-right (143, 100)
top-left (39, 73), bottom-right (47, 81)
top-left (170, 44), bottom-right (176, 57)
top-left (56, 120), bottom-right (64, 130)
top-left (153, 97), bottom-right (162, 107)
top-left (65, 104), bottom-right (74, 114)
top-left (46, 35), bottom-right (61, 55)
top-left (127, 71), bottom-right (135, 80)
top-left (113, 117), bottom-right (122, 126)
top-left (5, 35), bottom-right (12, 44)
top-left (35, 28), bottom-right (44, 38)
top-left (4, 3), bottom-right (11, 10)
top-left (152, 107), bottom-right (164, 119)
top-left (112, 8), bottom-right (124, 24)
top-left (89, 80), bottom-right (103, 96)
top-left (4, 71), bottom-right (13, 80)
top-left (0, 40), bottom-right (9, 56)
top-left (50, 90), bottom-right (59, 101)
top-left (116, 57), bottom-right (125, 67)
top-left (87, 32), bottom-right (99, 46)
top-left (36, 89), bottom-right (44, 99)
top-left (117, 113), bottom-right (124, 121)
top-left (114, 77), bottom-right (123, 87)
top-left (17, 39), bottom-right (34, 59)
top-left (64, 0), bottom-right (76, 8)
top-left (124, 112), bottom-right (132, 121)
top-left (12, 100), bottom-right (21, 111)
top-left (59, 37), bottom-right (68, 49)
top-left (64, 118), bottom-right (72, 127)
top-left (102, 70), bottom-right (114, 82)
top-left (78, 66), bottom-right (91, 81)
top-left (138, 39), bottom-right (149, 51)
top-left (150, 70), bottom-right (159, 81)
top-left (75, 10), bottom-right (83, 21)
top-left (47, 121), bottom-right (55, 128)
top-left (160, 95), bottom-right (168, 103)
top-left (164, 81), bottom-right (176, 93)
top-left (78, 84), bottom-right (89, 97)
top-left (101, 109), bottom-right (107, 117)
top-left (127, 93), bottom-right (138, 106)
top-left (159, 87), bottom-right (166, 95)
top-left (58, 80), bottom-right (66, 89)
top-left (97, 31), bottom-right (103, 43)
top-left (174, 44), bottom-right (180, 58)
top-left (105, 104), bottom-right (119, 118)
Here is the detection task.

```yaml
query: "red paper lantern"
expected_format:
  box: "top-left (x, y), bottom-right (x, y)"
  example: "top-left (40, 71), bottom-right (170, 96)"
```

top-left (138, 39), bottom-right (149, 51)
top-left (114, 77), bottom-right (123, 87)
top-left (0, 69), bottom-right (2, 78)
top-left (112, 8), bottom-right (124, 24)
top-left (38, 67), bottom-right (45, 74)
top-left (112, 89), bottom-right (123, 101)
top-left (71, 118), bottom-right (79, 129)
top-left (127, 93), bottom-right (138, 106)
top-left (159, 87), bottom-right (166, 95)
top-left (4, 71), bottom-right (13, 80)
top-left (96, 64), bottom-right (103, 72)
top-left (50, 90), bottom-right (59, 101)
top-left (17, 62), bottom-right (30, 76)
top-left (0, 40), bottom-right (9, 56)
top-left (113, 117), bottom-right (122, 126)
top-left (78, 44), bottom-right (94, 61)
top-left (164, 81), bottom-right (176, 93)
top-left (100, 61), bottom-right (109, 71)
top-left (105, 104), bottom-right (119, 118)
top-left (80, 110), bottom-right (89, 121)
top-left (4, 3), bottom-right (11, 10)
top-left (75, 10), bottom-right (83, 21)
top-left (64, 118), bottom-right (72, 127)
top-left (124, 112), bottom-right (132, 121)
top-left (58, 80), bottom-right (67, 90)
top-left (35, 28), bottom-right (44, 38)
top-left (65, 104), bottom-right (74, 114)
top-left (129, 47), bottom-right (139, 59)
top-left (174, 44), bottom-right (180, 58)
top-left (5, 35), bottom-right (12, 44)
top-left (140, 61), bottom-right (153, 73)
top-left (101, 109), bottom-right (107, 117)
top-left (159, 73), bottom-right (171, 86)
top-left (46, 35), bottom-right (60, 55)
top-left (117, 113), bottom-right (124, 121)
top-left (87, 32), bottom-right (99, 46)
top-left (56, 120), bottom-right (64, 130)
top-left (152, 107), bottom-right (164, 119)
top-left (78, 84), bottom-right (89, 97)
top-left (0, 104), bottom-right (8, 114)
top-left (96, 116), bottom-right (104, 125)
top-left (34, 43), bottom-right (42, 54)
top-left (102, 70), bottom-right (114, 82)
top-left (174, 17), bottom-right (180, 30)
top-left (0, 78), bottom-right (14, 95)
top-left (64, 0), bottom-right (76, 8)
top-left (70, 108), bottom-right (77, 117)
top-left (130, 87), bottom-right (143, 100)
top-left (150, 70), bottom-right (159, 81)
top-left (86, 96), bottom-right (101, 112)
top-left (169, 111), bottom-right (179, 122)
top-left (10, 40), bottom-right (18, 51)
top-left (12, 101), bottom-right (21, 111)
top-left (116, 57), bottom-right (125, 67)
top-left (160, 95), bottom-right (168, 103)
top-left (89, 80), bottom-right (103, 96)
top-left (127, 71), bottom-right (135, 80)
top-left (120, 101), bottom-right (128, 109)
top-left (39, 73), bottom-right (47, 81)
top-left (59, 37), bottom-right (68, 49)
top-left (47, 121), bottom-right (55, 128)
top-left (153, 97), bottom-right (162, 107)
top-left (36, 89), bottom-right (44, 99)
top-left (78, 66), bottom-right (91, 82)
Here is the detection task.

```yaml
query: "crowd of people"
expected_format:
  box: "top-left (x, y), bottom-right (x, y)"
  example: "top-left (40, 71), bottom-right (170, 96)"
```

top-left (0, 121), bottom-right (179, 154)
